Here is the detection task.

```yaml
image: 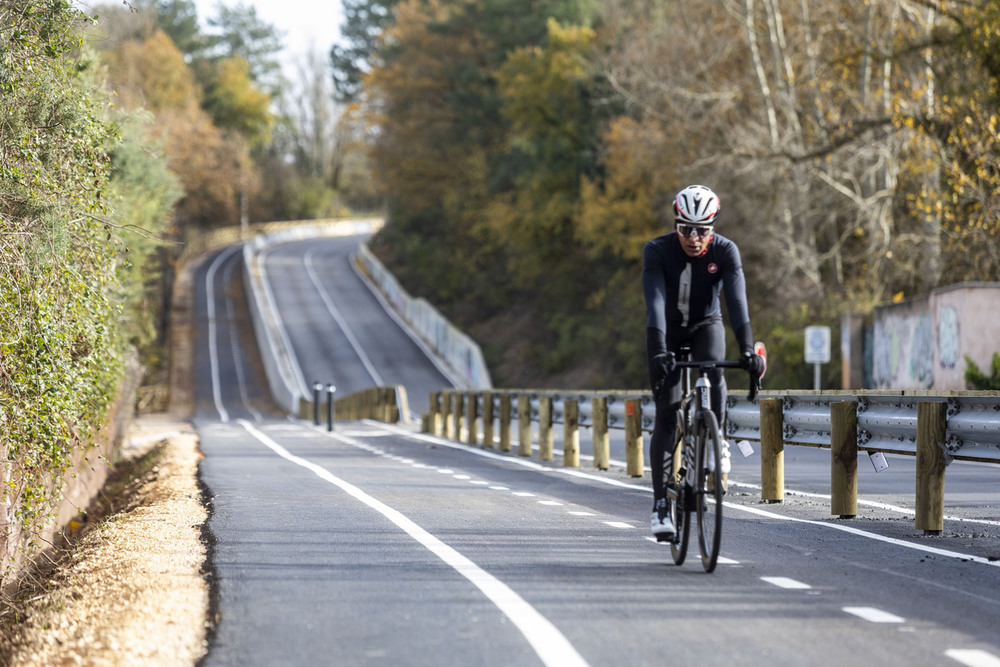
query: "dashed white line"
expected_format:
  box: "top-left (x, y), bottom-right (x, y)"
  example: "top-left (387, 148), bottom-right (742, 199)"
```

top-left (761, 577), bottom-right (812, 590)
top-left (538, 500), bottom-right (564, 506)
top-left (843, 607), bottom-right (905, 623)
top-left (604, 521), bottom-right (634, 529)
top-left (513, 492), bottom-right (537, 497)
top-left (373, 422), bottom-right (1000, 568)
top-left (946, 649), bottom-right (1000, 667)
top-left (568, 511), bottom-right (596, 517)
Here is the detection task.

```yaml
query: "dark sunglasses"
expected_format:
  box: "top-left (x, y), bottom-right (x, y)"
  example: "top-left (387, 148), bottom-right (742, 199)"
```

top-left (676, 223), bottom-right (714, 239)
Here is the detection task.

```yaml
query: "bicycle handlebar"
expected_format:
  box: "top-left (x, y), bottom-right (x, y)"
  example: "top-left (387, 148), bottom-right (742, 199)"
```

top-left (669, 359), bottom-right (744, 371)
top-left (666, 356), bottom-right (760, 402)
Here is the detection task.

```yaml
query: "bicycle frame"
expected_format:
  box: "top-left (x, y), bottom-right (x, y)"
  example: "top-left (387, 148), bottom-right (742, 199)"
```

top-left (667, 348), bottom-right (743, 572)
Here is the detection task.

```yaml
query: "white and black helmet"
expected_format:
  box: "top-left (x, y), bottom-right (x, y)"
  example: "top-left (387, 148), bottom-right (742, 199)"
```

top-left (673, 184), bottom-right (720, 226)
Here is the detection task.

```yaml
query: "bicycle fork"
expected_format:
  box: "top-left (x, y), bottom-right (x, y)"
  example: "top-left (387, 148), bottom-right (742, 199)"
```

top-left (678, 375), bottom-right (713, 504)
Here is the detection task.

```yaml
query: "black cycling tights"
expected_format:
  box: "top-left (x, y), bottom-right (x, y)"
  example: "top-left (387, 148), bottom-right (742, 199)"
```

top-left (649, 319), bottom-right (727, 503)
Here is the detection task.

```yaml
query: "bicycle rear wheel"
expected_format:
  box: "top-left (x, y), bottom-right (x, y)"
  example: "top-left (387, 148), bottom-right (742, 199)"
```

top-left (696, 410), bottom-right (724, 572)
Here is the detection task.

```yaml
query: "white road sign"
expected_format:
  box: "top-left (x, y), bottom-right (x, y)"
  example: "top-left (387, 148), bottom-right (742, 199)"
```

top-left (805, 325), bottom-right (832, 364)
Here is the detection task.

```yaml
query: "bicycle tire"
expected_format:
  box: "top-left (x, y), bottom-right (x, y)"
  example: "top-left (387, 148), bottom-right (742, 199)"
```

top-left (668, 425), bottom-right (689, 565)
top-left (670, 490), bottom-right (690, 565)
top-left (696, 410), bottom-right (724, 572)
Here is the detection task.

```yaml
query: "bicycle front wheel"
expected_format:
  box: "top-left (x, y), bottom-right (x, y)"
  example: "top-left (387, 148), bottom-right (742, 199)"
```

top-left (696, 410), bottom-right (724, 572)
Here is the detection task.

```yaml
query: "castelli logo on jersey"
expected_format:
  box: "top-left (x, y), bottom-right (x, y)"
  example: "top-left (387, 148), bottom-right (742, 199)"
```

top-left (708, 263), bottom-right (718, 274)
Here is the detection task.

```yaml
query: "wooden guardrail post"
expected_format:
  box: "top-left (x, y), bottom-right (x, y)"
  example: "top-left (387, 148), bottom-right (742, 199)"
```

top-left (465, 392), bottom-right (479, 445)
top-left (452, 393), bottom-right (464, 442)
top-left (425, 392), bottom-right (438, 434)
top-left (442, 391), bottom-right (453, 439)
top-left (563, 399), bottom-right (580, 467)
top-left (916, 401), bottom-right (947, 534)
top-left (538, 397), bottom-right (554, 461)
top-left (760, 397), bottom-right (784, 502)
top-left (625, 398), bottom-right (643, 477)
top-left (482, 393), bottom-right (495, 449)
top-left (592, 397), bottom-right (609, 470)
top-left (383, 387), bottom-right (397, 422)
top-left (830, 401), bottom-right (858, 518)
top-left (498, 395), bottom-right (512, 452)
top-left (518, 396), bottom-right (532, 457)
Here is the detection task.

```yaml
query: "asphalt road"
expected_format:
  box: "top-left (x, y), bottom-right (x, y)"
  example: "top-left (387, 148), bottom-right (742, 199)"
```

top-left (191, 236), bottom-right (1000, 667)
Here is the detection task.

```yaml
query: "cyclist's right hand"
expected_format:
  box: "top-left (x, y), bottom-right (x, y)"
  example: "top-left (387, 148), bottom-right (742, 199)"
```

top-left (651, 352), bottom-right (675, 401)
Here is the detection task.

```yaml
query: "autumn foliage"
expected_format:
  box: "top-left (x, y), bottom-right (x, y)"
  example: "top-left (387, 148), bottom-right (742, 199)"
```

top-left (357, 0), bottom-right (1000, 389)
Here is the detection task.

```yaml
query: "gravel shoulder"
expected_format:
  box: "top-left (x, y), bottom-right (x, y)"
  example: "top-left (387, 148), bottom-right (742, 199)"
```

top-left (0, 414), bottom-right (210, 666)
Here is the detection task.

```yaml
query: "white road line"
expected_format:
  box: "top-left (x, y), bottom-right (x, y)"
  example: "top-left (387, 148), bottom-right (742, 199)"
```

top-left (604, 521), bottom-right (634, 529)
top-left (842, 607), bottom-right (905, 623)
top-left (761, 577), bottom-right (812, 590)
top-left (222, 258), bottom-right (263, 422)
top-left (568, 511), bottom-right (596, 517)
top-left (347, 249), bottom-right (467, 390)
top-left (732, 502), bottom-right (1000, 568)
top-left (303, 248), bottom-right (384, 386)
top-left (372, 423), bottom-right (1000, 567)
top-left (205, 245), bottom-right (241, 424)
top-left (729, 480), bottom-right (1000, 528)
top-left (946, 649), bottom-right (1000, 667)
top-left (239, 420), bottom-right (588, 667)
top-left (344, 423), bottom-right (1000, 573)
top-left (538, 500), bottom-right (564, 506)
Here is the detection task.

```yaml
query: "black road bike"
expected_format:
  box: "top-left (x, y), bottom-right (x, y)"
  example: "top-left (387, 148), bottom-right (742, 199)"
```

top-left (665, 345), bottom-right (761, 573)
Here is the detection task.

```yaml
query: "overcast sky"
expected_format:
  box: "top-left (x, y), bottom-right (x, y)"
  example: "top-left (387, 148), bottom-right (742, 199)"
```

top-left (193, 0), bottom-right (344, 69)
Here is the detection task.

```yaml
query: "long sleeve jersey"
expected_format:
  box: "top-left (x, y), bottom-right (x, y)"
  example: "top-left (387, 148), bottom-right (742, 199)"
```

top-left (642, 231), bottom-right (753, 354)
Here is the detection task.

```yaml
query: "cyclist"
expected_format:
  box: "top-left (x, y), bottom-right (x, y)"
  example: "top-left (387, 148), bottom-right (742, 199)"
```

top-left (642, 184), bottom-right (765, 540)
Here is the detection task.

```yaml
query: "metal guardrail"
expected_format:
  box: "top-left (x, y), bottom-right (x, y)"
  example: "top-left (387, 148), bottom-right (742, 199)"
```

top-left (438, 389), bottom-right (1000, 465)
top-left (431, 387), bottom-right (1000, 530)
top-left (727, 391), bottom-right (1000, 464)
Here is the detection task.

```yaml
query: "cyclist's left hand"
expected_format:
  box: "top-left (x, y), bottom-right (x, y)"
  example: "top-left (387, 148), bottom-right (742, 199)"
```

top-left (741, 351), bottom-right (765, 379)
top-left (741, 352), bottom-right (765, 402)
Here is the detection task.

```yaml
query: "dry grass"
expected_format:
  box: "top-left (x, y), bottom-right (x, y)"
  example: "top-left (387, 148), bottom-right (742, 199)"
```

top-left (0, 417), bottom-right (209, 666)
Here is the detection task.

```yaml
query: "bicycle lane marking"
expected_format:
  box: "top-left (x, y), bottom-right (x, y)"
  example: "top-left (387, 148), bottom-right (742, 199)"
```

top-left (370, 422), bottom-right (1000, 568)
top-left (238, 419), bottom-right (590, 667)
top-left (727, 501), bottom-right (1000, 568)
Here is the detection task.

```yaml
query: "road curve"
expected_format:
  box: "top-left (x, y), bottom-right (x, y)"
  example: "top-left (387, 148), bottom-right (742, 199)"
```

top-left (190, 238), bottom-right (1000, 667)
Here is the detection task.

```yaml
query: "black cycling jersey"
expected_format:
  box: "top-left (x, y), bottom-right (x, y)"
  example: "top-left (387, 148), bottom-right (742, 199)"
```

top-left (642, 231), bottom-right (753, 353)
top-left (642, 229), bottom-right (755, 504)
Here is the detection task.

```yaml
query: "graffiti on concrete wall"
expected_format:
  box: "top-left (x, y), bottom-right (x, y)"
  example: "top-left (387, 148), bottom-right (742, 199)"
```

top-left (867, 284), bottom-right (1000, 390)
top-left (937, 306), bottom-right (959, 369)
top-left (871, 311), bottom-right (935, 389)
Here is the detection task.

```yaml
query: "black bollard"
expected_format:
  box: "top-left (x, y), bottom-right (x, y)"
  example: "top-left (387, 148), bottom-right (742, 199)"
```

top-left (313, 381), bottom-right (323, 425)
top-left (327, 384), bottom-right (336, 431)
